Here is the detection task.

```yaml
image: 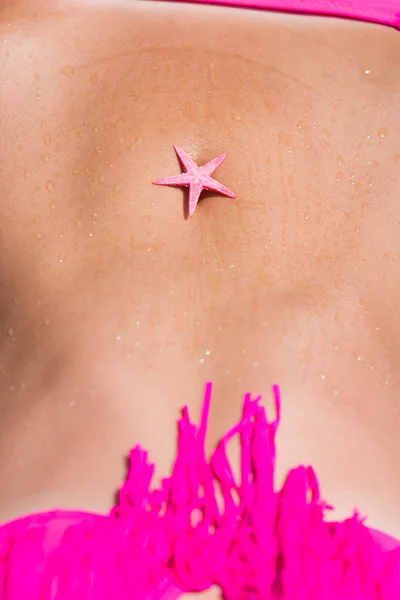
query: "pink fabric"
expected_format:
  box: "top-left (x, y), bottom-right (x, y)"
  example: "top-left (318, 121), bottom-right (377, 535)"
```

top-left (174, 0), bottom-right (400, 29)
top-left (0, 382), bottom-right (399, 598)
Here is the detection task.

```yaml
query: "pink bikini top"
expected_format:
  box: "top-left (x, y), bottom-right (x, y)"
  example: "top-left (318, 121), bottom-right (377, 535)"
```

top-left (180, 0), bottom-right (400, 30)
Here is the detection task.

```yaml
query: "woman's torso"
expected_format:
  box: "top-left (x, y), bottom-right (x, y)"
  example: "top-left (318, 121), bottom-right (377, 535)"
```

top-left (0, 0), bottom-right (400, 559)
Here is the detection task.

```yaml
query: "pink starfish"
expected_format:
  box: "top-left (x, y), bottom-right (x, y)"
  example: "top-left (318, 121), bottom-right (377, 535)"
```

top-left (153, 145), bottom-right (236, 216)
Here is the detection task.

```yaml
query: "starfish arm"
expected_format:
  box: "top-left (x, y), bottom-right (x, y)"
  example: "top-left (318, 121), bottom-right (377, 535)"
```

top-left (188, 182), bottom-right (204, 216)
top-left (174, 145), bottom-right (198, 173)
top-left (203, 177), bottom-right (236, 198)
top-left (201, 152), bottom-right (228, 176)
top-left (153, 174), bottom-right (191, 187)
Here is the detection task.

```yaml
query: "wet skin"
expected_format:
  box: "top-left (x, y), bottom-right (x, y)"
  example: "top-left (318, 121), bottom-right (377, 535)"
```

top-left (1, 5), bottom-right (400, 596)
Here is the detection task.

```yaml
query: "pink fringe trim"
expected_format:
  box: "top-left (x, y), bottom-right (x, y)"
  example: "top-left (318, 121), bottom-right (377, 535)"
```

top-left (112, 382), bottom-right (400, 598)
top-left (0, 382), bottom-right (399, 598)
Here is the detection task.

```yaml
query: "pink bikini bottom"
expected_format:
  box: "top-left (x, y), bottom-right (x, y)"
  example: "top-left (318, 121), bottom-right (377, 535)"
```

top-left (0, 382), bottom-right (399, 599)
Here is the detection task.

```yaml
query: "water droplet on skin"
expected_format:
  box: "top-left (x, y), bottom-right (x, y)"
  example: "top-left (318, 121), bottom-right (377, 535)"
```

top-left (232, 113), bottom-right (242, 122)
top-left (61, 65), bottom-right (75, 78)
top-left (36, 232), bottom-right (44, 240)
top-left (116, 335), bottom-right (122, 341)
top-left (364, 69), bottom-right (371, 75)
top-left (376, 326), bottom-right (381, 332)
top-left (44, 132), bottom-right (52, 146)
top-left (46, 180), bottom-right (55, 194)
top-left (24, 169), bottom-right (31, 178)
top-left (226, 369), bottom-right (231, 375)
top-left (336, 171), bottom-right (342, 180)
top-left (199, 358), bottom-right (205, 364)
top-left (205, 350), bottom-right (211, 356)
top-left (57, 248), bottom-right (68, 262)
top-left (320, 373), bottom-right (327, 380)
top-left (377, 128), bottom-right (388, 139)
top-left (90, 72), bottom-right (98, 85)
top-left (113, 120), bottom-right (123, 128)
top-left (42, 154), bottom-right (50, 162)
top-left (333, 389), bottom-right (339, 396)
top-left (337, 155), bottom-right (344, 165)
top-left (49, 201), bottom-right (56, 210)
top-left (297, 120), bottom-right (306, 129)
